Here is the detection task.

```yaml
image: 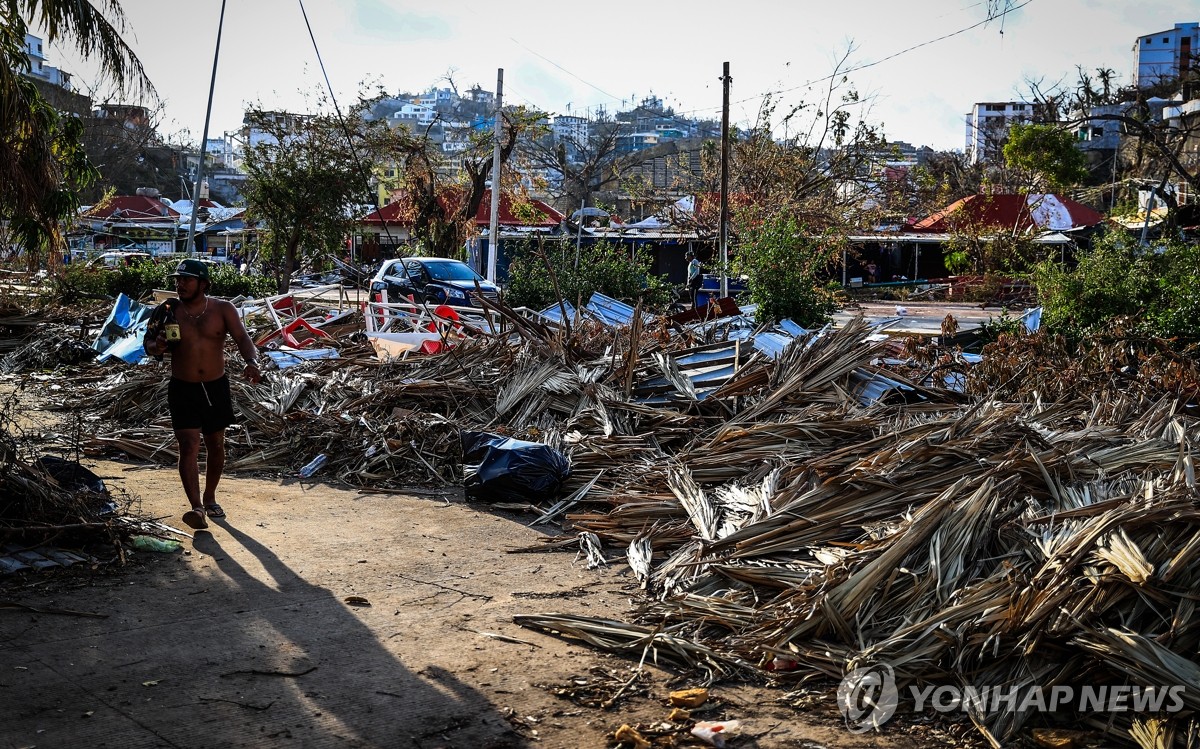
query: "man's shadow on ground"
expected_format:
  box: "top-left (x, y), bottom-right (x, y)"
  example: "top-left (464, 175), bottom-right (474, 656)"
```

top-left (191, 520), bottom-right (526, 748)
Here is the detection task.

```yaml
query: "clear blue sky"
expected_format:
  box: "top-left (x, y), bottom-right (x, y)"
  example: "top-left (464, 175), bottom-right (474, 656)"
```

top-left (40, 0), bottom-right (1191, 151)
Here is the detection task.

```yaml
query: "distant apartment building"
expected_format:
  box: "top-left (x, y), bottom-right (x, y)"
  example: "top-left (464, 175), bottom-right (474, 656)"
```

top-left (552, 115), bottom-right (590, 144)
top-left (465, 85), bottom-right (494, 108)
top-left (1134, 22), bottom-right (1198, 89)
top-left (864, 141), bottom-right (934, 173)
top-left (202, 136), bottom-right (240, 169)
top-left (417, 87), bottom-right (458, 110)
top-left (1072, 102), bottom-right (1130, 153)
top-left (440, 121), bottom-right (475, 154)
top-left (22, 33), bottom-right (72, 90)
top-left (616, 132), bottom-right (662, 155)
top-left (964, 101), bottom-right (1033, 163)
top-left (241, 110), bottom-right (313, 150)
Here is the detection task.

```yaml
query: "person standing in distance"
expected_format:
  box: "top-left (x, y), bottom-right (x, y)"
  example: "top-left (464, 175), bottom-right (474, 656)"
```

top-left (143, 259), bottom-right (262, 530)
top-left (685, 250), bottom-right (703, 309)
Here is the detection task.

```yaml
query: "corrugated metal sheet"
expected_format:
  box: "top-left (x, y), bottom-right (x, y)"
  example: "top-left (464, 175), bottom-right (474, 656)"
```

top-left (848, 370), bottom-right (923, 407)
top-left (536, 300), bottom-right (578, 325)
top-left (752, 332), bottom-right (793, 360)
top-left (778, 319), bottom-right (808, 337)
top-left (632, 340), bottom-right (741, 403)
top-left (584, 293), bottom-right (656, 328)
top-left (1, 545), bottom-right (91, 574)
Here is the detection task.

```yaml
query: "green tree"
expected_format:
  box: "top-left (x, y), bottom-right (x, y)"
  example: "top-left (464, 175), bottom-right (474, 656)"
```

top-left (734, 213), bottom-right (840, 326)
top-left (1002, 123), bottom-right (1089, 191)
top-left (504, 240), bottom-right (671, 311)
top-left (1, 0), bottom-right (152, 263)
top-left (241, 105), bottom-right (406, 293)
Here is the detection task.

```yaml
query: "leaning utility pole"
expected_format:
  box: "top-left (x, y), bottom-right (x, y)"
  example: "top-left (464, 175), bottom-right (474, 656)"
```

top-left (486, 69), bottom-right (504, 283)
top-left (184, 0), bottom-right (227, 257)
top-left (719, 62), bottom-right (731, 299)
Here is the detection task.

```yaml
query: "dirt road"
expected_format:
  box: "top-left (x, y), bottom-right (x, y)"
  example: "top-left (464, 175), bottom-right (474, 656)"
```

top-left (0, 460), bottom-right (967, 748)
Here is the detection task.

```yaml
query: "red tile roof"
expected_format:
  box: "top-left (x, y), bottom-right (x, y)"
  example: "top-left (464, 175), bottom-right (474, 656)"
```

top-left (361, 189), bottom-right (563, 228)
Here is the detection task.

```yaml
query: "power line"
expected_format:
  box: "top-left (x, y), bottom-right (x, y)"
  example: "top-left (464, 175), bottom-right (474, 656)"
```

top-left (670, 0), bottom-right (1036, 121)
top-left (506, 37), bottom-right (621, 103)
top-left (296, 0), bottom-right (400, 245)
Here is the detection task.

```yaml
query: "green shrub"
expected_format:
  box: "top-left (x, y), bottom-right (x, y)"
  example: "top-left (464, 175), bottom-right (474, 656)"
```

top-left (733, 214), bottom-right (839, 326)
top-left (504, 240), bottom-right (673, 311)
top-left (46, 259), bottom-right (276, 305)
top-left (976, 309), bottom-right (1028, 344)
top-left (1032, 229), bottom-right (1200, 341)
top-left (1148, 240), bottom-right (1200, 339)
top-left (205, 263), bottom-right (277, 299)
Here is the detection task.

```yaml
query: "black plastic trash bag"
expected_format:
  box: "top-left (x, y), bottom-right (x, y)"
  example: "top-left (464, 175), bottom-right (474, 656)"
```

top-left (34, 455), bottom-right (118, 516)
top-left (461, 431), bottom-right (570, 503)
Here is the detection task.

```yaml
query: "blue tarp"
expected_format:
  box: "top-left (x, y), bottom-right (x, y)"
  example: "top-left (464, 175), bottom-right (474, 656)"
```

top-left (1021, 306), bottom-right (1043, 333)
top-left (93, 293), bottom-right (155, 363)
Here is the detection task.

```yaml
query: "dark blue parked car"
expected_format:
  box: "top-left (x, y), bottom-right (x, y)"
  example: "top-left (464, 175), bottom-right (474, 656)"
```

top-left (370, 257), bottom-right (500, 307)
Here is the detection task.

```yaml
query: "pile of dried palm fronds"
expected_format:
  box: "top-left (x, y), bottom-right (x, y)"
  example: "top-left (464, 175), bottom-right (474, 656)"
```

top-left (0, 420), bottom-right (131, 551)
top-left (69, 314), bottom-right (895, 490)
top-left (0, 332), bottom-right (97, 373)
top-left (17, 295), bottom-right (1200, 745)
top-left (963, 329), bottom-right (1200, 404)
top-left (514, 332), bottom-right (1200, 746)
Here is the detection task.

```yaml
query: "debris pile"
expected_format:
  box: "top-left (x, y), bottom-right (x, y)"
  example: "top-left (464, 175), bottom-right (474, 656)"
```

top-left (0, 420), bottom-right (134, 570)
top-left (7, 287), bottom-right (1200, 745)
top-left (1, 333), bottom-right (97, 373)
top-left (510, 327), bottom-right (1200, 746)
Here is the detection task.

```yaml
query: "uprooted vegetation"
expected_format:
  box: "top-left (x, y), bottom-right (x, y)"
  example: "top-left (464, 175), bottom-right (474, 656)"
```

top-left (2, 291), bottom-right (1199, 747)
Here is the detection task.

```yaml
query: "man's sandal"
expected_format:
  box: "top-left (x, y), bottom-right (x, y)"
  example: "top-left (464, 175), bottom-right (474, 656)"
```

top-left (203, 503), bottom-right (226, 519)
top-left (182, 508), bottom-right (208, 530)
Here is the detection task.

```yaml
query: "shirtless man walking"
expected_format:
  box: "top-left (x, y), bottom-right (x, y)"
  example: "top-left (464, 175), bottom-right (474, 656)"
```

top-left (143, 259), bottom-right (262, 530)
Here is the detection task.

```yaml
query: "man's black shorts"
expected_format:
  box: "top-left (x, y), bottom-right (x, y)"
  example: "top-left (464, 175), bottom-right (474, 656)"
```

top-left (168, 375), bottom-right (236, 435)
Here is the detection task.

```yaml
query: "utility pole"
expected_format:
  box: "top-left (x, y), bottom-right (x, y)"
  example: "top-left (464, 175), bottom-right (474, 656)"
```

top-left (719, 62), bottom-right (731, 299)
top-left (486, 69), bottom-right (504, 282)
top-left (184, 0), bottom-right (227, 257)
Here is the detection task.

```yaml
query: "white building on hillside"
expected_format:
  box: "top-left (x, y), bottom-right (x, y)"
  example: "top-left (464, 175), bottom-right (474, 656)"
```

top-left (552, 115), bottom-right (590, 143)
top-left (1135, 22), bottom-right (1198, 89)
top-left (964, 101), bottom-right (1033, 163)
top-left (390, 103), bottom-right (437, 130)
top-left (22, 33), bottom-right (72, 89)
top-left (417, 87), bottom-right (458, 110)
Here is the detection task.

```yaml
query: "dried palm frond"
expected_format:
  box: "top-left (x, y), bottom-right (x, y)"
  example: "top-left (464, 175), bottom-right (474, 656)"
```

top-left (576, 531), bottom-right (608, 569)
top-left (627, 535), bottom-right (653, 584)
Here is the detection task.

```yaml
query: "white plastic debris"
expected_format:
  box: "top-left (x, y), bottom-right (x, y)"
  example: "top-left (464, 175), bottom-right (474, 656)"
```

top-left (691, 720), bottom-right (740, 747)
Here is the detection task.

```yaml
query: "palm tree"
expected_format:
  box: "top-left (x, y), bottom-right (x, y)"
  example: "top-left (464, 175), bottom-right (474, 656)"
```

top-left (1, 0), bottom-right (152, 263)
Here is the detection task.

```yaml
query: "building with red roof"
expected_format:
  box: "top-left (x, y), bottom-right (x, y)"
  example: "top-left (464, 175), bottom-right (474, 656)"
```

top-left (360, 188), bottom-right (563, 230)
top-left (356, 188), bottom-right (564, 259)
top-left (73, 195), bottom-right (183, 254)
top-left (906, 193), bottom-right (1105, 234)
